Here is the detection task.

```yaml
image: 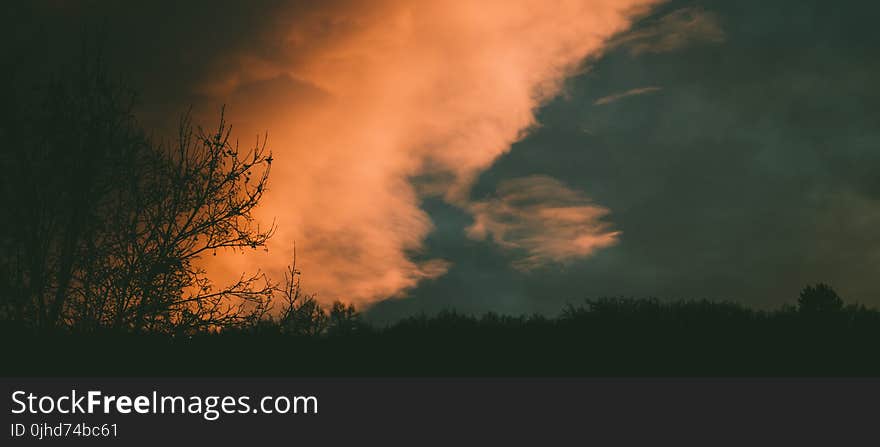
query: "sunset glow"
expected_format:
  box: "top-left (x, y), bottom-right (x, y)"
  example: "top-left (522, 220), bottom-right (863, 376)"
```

top-left (182, 0), bottom-right (660, 305)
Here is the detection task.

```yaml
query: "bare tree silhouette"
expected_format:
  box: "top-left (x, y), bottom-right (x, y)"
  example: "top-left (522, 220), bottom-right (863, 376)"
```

top-left (72, 109), bottom-right (276, 334)
top-left (273, 248), bottom-right (328, 336)
top-left (0, 48), bottom-right (275, 334)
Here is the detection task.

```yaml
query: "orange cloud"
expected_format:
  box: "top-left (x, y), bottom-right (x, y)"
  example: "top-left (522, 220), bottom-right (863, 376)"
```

top-left (190, 0), bottom-right (660, 306)
top-left (467, 176), bottom-right (620, 270)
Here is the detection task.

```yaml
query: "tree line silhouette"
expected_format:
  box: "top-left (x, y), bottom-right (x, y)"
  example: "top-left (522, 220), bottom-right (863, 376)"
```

top-left (4, 283), bottom-right (880, 375)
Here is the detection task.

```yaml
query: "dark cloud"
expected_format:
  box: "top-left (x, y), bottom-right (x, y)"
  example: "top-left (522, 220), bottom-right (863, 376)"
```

top-left (608, 6), bottom-right (725, 55)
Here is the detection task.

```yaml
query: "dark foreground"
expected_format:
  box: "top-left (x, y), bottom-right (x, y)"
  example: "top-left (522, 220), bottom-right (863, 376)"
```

top-left (4, 299), bottom-right (880, 376)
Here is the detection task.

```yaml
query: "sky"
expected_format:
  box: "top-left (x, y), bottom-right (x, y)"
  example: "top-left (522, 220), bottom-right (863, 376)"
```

top-left (7, 0), bottom-right (880, 321)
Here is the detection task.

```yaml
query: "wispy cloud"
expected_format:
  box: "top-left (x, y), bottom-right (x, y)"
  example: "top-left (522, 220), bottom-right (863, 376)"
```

top-left (467, 176), bottom-right (619, 271)
top-left (610, 6), bottom-right (724, 55)
top-left (594, 86), bottom-right (662, 105)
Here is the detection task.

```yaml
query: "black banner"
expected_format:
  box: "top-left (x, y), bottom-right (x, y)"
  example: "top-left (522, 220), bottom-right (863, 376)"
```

top-left (2, 378), bottom-right (877, 445)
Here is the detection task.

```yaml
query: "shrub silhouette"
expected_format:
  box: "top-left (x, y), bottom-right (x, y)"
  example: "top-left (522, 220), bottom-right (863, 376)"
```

top-left (798, 283), bottom-right (844, 314)
top-left (327, 301), bottom-right (365, 336)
